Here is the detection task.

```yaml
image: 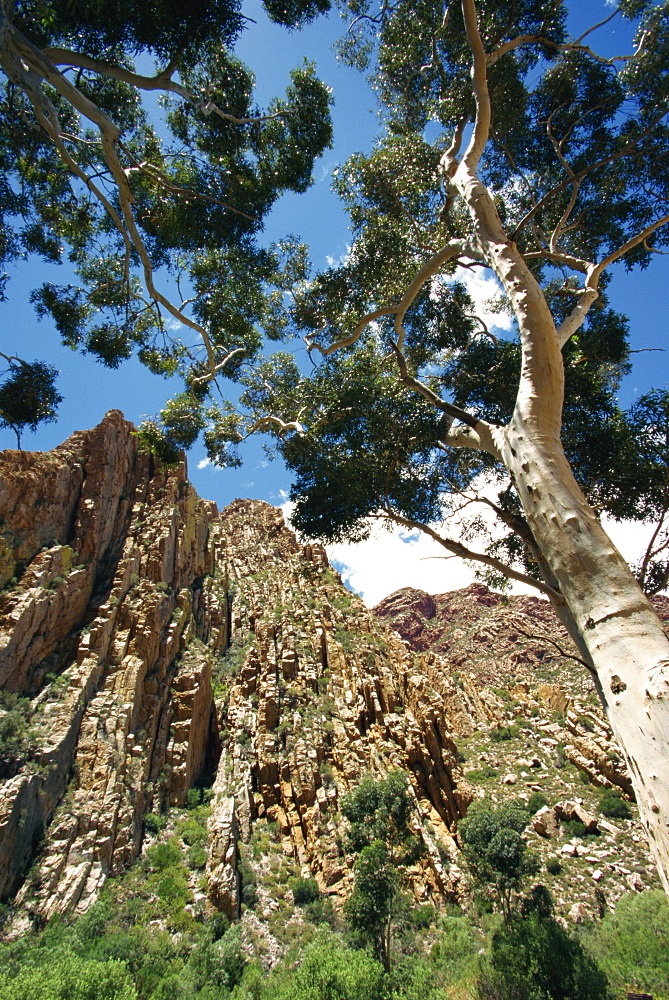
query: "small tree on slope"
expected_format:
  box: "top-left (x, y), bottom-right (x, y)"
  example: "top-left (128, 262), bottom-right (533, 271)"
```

top-left (341, 771), bottom-right (422, 970)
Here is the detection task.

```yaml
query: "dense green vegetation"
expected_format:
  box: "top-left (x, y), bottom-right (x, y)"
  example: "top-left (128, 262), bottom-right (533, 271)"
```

top-left (1, 787), bottom-right (667, 1000)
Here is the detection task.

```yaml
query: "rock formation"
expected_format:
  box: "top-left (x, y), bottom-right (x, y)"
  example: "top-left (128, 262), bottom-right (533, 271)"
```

top-left (0, 413), bottom-right (661, 935)
top-left (0, 413), bottom-right (472, 930)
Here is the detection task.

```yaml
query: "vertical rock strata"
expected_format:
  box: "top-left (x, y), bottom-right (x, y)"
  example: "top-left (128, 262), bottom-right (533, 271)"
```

top-left (0, 413), bottom-right (471, 927)
top-left (210, 500), bottom-right (472, 906)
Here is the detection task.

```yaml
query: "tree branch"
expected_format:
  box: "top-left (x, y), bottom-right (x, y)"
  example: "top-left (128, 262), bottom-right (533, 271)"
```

top-left (377, 507), bottom-right (561, 600)
top-left (461, 0), bottom-right (491, 171)
top-left (556, 213), bottom-right (669, 348)
top-left (307, 240), bottom-right (480, 358)
top-left (42, 48), bottom-right (290, 126)
top-left (511, 622), bottom-right (594, 671)
top-left (386, 338), bottom-right (503, 459)
top-left (488, 33), bottom-right (630, 68)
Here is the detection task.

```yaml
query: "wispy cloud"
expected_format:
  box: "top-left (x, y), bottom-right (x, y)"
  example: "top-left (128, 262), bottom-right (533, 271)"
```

top-left (449, 265), bottom-right (514, 334)
top-left (325, 246), bottom-right (351, 268)
top-left (197, 457), bottom-right (211, 470)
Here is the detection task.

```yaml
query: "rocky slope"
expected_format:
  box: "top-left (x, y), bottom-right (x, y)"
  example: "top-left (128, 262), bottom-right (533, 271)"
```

top-left (0, 412), bottom-right (477, 934)
top-left (0, 412), bottom-right (660, 940)
top-left (374, 584), bottom-right (665, 917)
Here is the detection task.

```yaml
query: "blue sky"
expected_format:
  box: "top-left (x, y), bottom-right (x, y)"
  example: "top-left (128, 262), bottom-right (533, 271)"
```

top-left (1, 1), bottom-right (667, 603)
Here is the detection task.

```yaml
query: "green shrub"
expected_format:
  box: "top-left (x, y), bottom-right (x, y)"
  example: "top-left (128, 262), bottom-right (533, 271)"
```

top-left (583, 889), bottom-right (669, 997)
top-left (0, 696), bottom-right (35, 777)
top-left (238, 855), bottom-right (257, 908)
top-left (562, 819), bottom-right (588, 839)
top-left (598, 789), bottom-right (632, 819)
top-left (290, 876), bottom-right (320, 906)
top-left (143, 813), bottom-right (166, 834)
top-left (304, 898), bottom-right (337, 927)
top-left (545, 857), bottom-right (562, 876)
top-left (186, 787), bottom-right (202, 810)
top-left (402, 913), bottom-right (483, 999)
top-left (466, 766), bottom-right (498, 782)
top-left (0, 954), bottom-right (137, 1000)
top-left (409, 904), bottom-right (436, 929)
top-left (187, 844), bottom-right (207, 870)
top-left (476, 891), bottom-right (610, 1000)
top-left (272, 934), bottom-right (387, 1000)
top-left (490, 725), bottom-right (520, 742)
top-left (527, 792), bottom-right (548, 814)
top-left (146, 841), bottom-right (182, 871)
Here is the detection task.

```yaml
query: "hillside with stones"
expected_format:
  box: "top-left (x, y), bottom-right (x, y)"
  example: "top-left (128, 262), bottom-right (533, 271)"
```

top-left (0, 412), bottom-right (661, 946)
top-left (374, 584), bottom-right (665, 917)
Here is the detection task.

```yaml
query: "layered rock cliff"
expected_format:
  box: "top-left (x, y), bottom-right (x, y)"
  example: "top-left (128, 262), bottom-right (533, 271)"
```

top-left (0, 412), bottom-right (474, 931)
top-left (0, 412), bottom-right (660, 938)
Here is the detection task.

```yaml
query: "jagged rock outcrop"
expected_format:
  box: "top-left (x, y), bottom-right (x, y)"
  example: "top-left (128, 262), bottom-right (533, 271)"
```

top-left (0, 413), bottom-right (471, 929)
top-left (0, 413), bottom-right (224, 926)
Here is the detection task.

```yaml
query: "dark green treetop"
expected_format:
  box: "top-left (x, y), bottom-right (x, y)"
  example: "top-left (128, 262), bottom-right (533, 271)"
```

top-left (341, 769), bottom-right (421, 861)
top-left (0, 0), bottom-right (332, 451)
top-left (341, 770), bottom-right (422, 970)
top-left (476, 886), bottom-right (611, 1000)
top-left (458, 798), bottom-right (538, 921)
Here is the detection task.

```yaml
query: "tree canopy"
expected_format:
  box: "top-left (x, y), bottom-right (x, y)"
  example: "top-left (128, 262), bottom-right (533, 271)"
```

top-left (0, 0), bottom-right (332, 452)
top-left (230, 0), bottom-right (669, 598)
top-left (458, 798), bottom-right (538, 921)
top-left (341, 771), bottom-right (421, 970)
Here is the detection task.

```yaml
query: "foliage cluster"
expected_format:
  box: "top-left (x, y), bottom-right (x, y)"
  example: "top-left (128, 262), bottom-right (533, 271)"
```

top-left (0, 692), bottom-right (38, 778)
top-left (458, 799), bottom-right (538, 921)
top-left (598, 789), bottom-right (633, 820)
top-left (1, 779), bottom-right (668, 1000)
top-left (0, 0), bottom-right (333, 451)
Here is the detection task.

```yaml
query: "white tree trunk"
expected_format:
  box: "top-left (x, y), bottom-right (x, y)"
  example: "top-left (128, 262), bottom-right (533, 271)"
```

top-left (502, 418), bottom-right (669, 894)
top-left (452, 152), bottom-right (669, 893)
top-left (440, 0), bottom-right (669, 890)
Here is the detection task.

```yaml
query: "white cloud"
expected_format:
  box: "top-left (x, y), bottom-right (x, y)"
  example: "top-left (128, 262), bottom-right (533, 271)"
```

top-left (449, 264), bottom-right (514, 334)
top-left (197, 457), bottom-right (211, 470)
top-left (601, 516), bottom-right (652, 570)
top-left (281, 496), bottom-right (492, 606)
top-left (282, 499), bottom-right (656, 610)
top-left (325, 246), bottom-right (351, 268)
top-left (165, 316), bottom-right (188, 334)
top-left (327, 522), bottom-right (481, 607)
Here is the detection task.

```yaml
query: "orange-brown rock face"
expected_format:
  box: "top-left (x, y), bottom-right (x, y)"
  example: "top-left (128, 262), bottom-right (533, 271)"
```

top-left (0, 414), bottom-right (471, 928)
top-left (0, 413), bottom-right (223, 923)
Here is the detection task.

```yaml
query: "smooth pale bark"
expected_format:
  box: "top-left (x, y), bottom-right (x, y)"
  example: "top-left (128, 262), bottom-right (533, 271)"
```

top-left (449, 74), bottom-right (669, 890)
top-left (503, 421), bottom-right (669, 894)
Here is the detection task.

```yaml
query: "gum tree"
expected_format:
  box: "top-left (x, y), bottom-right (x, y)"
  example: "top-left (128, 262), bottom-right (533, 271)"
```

top-left (231, 1), bottom-right (669, 891)
top-left (0, 0), bottom-right (332, 451)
